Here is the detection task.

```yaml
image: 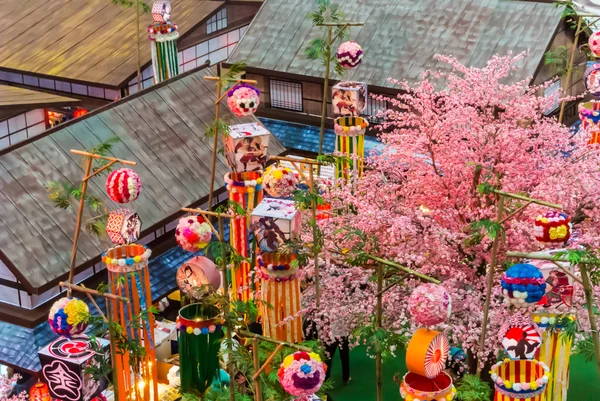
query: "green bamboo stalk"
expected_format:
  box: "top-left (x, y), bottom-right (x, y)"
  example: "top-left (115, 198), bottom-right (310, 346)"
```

top-left (363, 254), bottom-right (440, 284)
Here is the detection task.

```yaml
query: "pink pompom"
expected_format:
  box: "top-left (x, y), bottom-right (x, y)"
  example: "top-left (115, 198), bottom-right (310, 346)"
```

top-left (408, 284), bottom-right (452, 327)
top-left (106, 168), bottom-right (142, 204)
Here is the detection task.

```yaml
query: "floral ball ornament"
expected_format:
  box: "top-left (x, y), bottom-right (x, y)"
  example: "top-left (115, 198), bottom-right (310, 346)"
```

top-left (48, 297), bottom-right (89, 337)
top-left (106, 168), bottom-right (142, 203)
top-left (590, 31), bottom-right (600, 57)
top-left (336, 41), bottom-right (364, 68)
top-left (263, 165), bottom-right (298, 198)
top-left (176, 216), bottom-right (212, 252)
top-left (408, 284), bottom-right (452, 327)
top-left (227, 83), bottom-right (260, 116)
top-left (501, 264), bottom-right (546, 308)
top-left (534, 212), bottom-right (570, 243)
top-left (278, 352), bottom-right (327, 398)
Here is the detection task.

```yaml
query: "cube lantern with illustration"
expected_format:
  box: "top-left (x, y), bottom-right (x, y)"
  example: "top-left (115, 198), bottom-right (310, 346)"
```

top-left (332, 81), bottom-right (368, 116)
top-left (251, 198), bottom-right (301, 253)
top-left (224, 123), bottom-right (271, 173)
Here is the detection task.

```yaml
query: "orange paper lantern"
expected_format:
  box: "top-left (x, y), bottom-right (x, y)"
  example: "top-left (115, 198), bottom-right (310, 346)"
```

top-left (74, 108), bottom-right (88, 118)
top-left (29, 381), bottom-right (51, 401)
top-left (406, 328), bottom-right (449, 379)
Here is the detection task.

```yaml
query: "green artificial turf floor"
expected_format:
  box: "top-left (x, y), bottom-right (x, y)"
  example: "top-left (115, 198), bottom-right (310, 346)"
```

top-left (326, 346), bottom-right (600, 401)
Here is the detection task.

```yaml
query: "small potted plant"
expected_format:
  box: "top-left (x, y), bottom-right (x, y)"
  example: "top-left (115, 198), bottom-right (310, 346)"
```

top-left (455, 374), bottom-right (492, 401)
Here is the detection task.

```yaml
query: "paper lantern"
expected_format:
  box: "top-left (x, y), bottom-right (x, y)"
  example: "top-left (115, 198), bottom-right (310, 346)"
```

top-left (251, 198), bottom-right (301, 253)
top-left (227, 83), bottom-right (260, 116)
top-left (278, 351), bottom-right (327, 398)
top-left (73, 108), bottom-right (88, 118)
top-left (106, 209), bottom-right (141, 245)
top-left (152, 1), bottom-right (172, 23)
top-left (334, 116), bottom-right (369, 137)
top-left (399, 372), bottom-right (456, 401)
top-left (336, 41), bottom-right (363, 68)
top-left (103, 244), bottom-right (151, 273)
top-left (590, 31), bottom-right (600, 57)
top-left (585, 63), bottom-right (600, 96)
top-left (534, 212), bottom-right (570, 243)
top-left (223, 123), bottom-right (270, 173)
top-left (406, 328), bottom-right (449, 379)
top-left (408, 284), bottom-right (452, 327)
top-left (499, 314), bottom-right (542, 360)
top-left (501, 264), bottom-right (546, 308)
top-left (491, 359), bottom-right (550, 399)
top-left (263, 165), bottom-right (298, 198)
top-left (48, 297), bottom-right (89, 337)
top-left (316, 203), bottom-right (331, 220)
top-left (176, 256), bottom-right (221, 299)
top-left (175, 215), bottom-right (212, 252)
top-left (30, 381), bottom-right (51, 401)
top-left (332, 81), bottom-right (367, 116)
top-left (106, 168), bottom-right (142, 204)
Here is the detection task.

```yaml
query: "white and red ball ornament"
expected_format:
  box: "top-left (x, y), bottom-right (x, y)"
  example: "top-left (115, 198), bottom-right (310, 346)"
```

top-left (263, 165), bottom-right (298, 198)
top-left (227, 83), bottom-right (260, 116)
top-left (106, 168), bottom-right (142, 204)
top-left (48, 297), bottom-right (89, 337)
top-left (336, 41), bottom-right (364, 69)
top-left (408, 284), bottom-right (452, 327)
top-left (590, 31), bottom-right (600, 57)
top-left (534, 212), bottom-right (570, 243)
top-left (176, 215), bottom-right (212, 252)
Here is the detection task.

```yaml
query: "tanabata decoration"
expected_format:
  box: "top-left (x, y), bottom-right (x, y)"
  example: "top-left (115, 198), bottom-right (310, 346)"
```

top-left (251, 198), bottom-right (301, 253)
top-left (257, 251), bottom-right (299, 281)
top-left (590, 31), bottom-right (600, 57)
top-left (106, 209), bottom-right (141, 245)
top-left (106, 168), bottom-right (142, 204)
top-left (334, 116), bottom-right (369, 136)
top-left (316, 203), bottom-right (332, 220)
top-left (103, 244), bottom-right (151, 273)
top-left (147, 20), bottom-right (179, 83)
top-left (532, 259), bottom-right (574, 310)
top-left (177, 304), bottom-right (224, 395)
top-left (334, 116), bottom-right (368, 178)
top-left (399, 372), bottom-right (456, 401)
top-left (29, 381), bottom-right (51, 401)
top-left (336, 41), bottom-right (364, 68)
top-left (578, 100), bottom-right (600, 144)
top-left (176, 256), bottom-right (221, 300)
top-left (534, 212), bottom-right (570, 243)
top-left (585, 63), bottom-right (600, 96)
top-left (152, 1), bottom-right (172, 23)
top-left (490, 359), bottom-right (550, 400)
top-left (501, 264), bottom-right (546, 308)
top-left (224, 123), bottom-right (270, 173)
top-left (262, 165), bottom-right (298, 198)
top-left (227, 83), bottom-right (260, 116)
top-left (332, 81), bottom-right (367, 116)
top-left (408, 284), bottom-right (452, 327)
top-left (278, 351), bottom-right (327, 399)
top-left (498, 314), bottom-right (542, 360)
top-left (175, 215), bottom-right (212, 252)
top-left (48, 297), bottom-right (89, 337)
top-left (406, 328), bottom-right (450, 379)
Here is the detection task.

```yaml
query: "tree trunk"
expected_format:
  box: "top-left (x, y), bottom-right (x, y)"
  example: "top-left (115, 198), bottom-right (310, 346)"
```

top-left (579, 263), bottom-right (600, 375)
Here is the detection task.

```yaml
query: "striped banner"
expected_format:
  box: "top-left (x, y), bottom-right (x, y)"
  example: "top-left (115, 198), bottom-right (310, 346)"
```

top-left (494, 360), bottom-right (546, 401)
top-left (537, 330), bottom-right (572, 401)
top-left (259, 278), bottom-right (303, 343)
top-left (151, 38), bottom-right (179, 84)
top-left (335, 133), bottom-right (365, 179)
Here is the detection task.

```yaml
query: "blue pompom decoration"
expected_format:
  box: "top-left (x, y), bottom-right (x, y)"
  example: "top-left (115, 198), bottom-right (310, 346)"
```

top-left (501, 264), bottom-right (546, 308)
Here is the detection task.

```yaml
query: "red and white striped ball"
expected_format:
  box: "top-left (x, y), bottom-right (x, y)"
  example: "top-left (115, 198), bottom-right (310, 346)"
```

top-left (106, 168), bottom-right (142, 204)
top-left (590, 31), bottom-right (600, 57)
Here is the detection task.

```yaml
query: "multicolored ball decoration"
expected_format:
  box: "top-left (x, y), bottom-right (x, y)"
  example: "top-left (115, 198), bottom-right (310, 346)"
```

top-left (534, 212), bottom-right (570, 243)
top-left (106, 168), bottom-right (142, 204)
top-left (227, 83), bottom-right (260, 116)
top-left (278, 351), bottom-right (327, 398)
top-left (585, 63), bottom-right (600, 96)
top-left (590, 31), bottom-right (600, 57)
top-left (48, 297), bottom-right (89, 337)
top-left (262, 165), bottom-right (298, 198)
top-left (175, 215), bottom-right (212, 252)
top-left (501, 264), bottom-right (546, 308)
top-left (408, 284), bottom-right (452, 327)
top-left (336, 41), bottom-right (364, 68)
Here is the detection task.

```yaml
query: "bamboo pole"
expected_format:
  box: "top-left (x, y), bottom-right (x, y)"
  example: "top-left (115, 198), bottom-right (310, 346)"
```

top-left (252, 338), bottom-right (263, 401)
top-left (364, 254), bottom-right (440, 284)
top-left (238, 330), bottom-right (312, 351)
top-left (575, 264), bottom-right (600, 375)
top-left (375, 263), bottom-right (383, 401)
top-left (476, 195), bottom-right (505, 377)
top-left (505, 251), bottom-right (600, 265)
top-left (559, 16), bottom-right (583, 124)
top-left (136, 0), bottom-right (141, 92)
top-left (491, 189), bottom-right (562, 210)
top-left (59, 282), bottom-right (131, 302)
top-left (208, 65), bottom-right (223, 212)
top-left (309, 166), bottom-right (321, 308)
top-left (317, 26), bottom-right (332, 165)
top-left (269, 155), bottom-right (324, 165)
top-left (252, 343), bottom-right (285, 380)
top-left (69, 150), bottom-right (137, 165)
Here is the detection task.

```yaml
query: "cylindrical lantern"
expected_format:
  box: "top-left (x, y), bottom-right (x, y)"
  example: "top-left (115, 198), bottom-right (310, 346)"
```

top-left (48, 297), bottom-right (89, 337)
top-left (501, 264), bottom-right (546, 308)
top-left (278, 351), bottom-right (327, 398)
top-left (333, 116), bottom-right (368, 178)
top-left (106, 209), bottom-right (141, 245)
top-left (29, 381), bottom-right (52, 401)
top-left (534, 212), bottom-right (570, 244)
top-left (152, 1), bottom-right (172, 23)
top-left (175, 215), bottom-right (212, 252)
top-left (585, 63), bottom-right (600, 96)
top-left (147, 22), bottom-right (179, 84)
top-left (227, 83), bottom-right (260, 116)
top-left (336, 41), bottom-right (364, 68)
top-left (491, 359), bottom-right (550, 400)
top-left (103, 244), bottom-right (151, 273)
top-left (106, 168), bottom-right (142, 204)
top-left (406, 328), bottom-right (449, 379)
top-left (177, 304), bottom-right (224, 394)
top-left (408, 284), bottom-right (452, 327)
top-left (176, 256), bottom-right (221, 300)
top-left (262, 165), bottom-right (298, 198)
top-left (498, 314), bottom-right (542, 360)
top-left (399, 372), bottom-right (456, 401)
top-left (590, 31), bottom-right (600, 57)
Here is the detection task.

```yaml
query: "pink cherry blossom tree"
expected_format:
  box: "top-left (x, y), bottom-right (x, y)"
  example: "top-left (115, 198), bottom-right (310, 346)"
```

top-left (304, 52), bottom-right (600, 375)
top-left (0, 374), bottom-right (27, 401)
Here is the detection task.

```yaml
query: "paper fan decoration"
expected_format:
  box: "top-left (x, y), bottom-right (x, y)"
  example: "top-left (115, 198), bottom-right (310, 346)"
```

top-left (336, 41), bottom-right (363, 68)
top-left (278, 351), bottom-right (327, 398)
top-left (227, 83), bottom-right (260, 116)
top-left (263, 165), bottom-right (298, 198)
top-left (498, 314), bottom-right (542, 360)
top-left (501, 264), bottom-right (546, 308)
top-left (534, 212), bottom-right (570, 243)
top-left (48, 297), bottom-right (89, 337)
top-left (408, 284), bottom-right (452, 327)
top-left (590, 31), bottom-right (600, 57)
top-left (176, 256), bottom-right (221, 299)
top-left (106, 168), bottom-right (142, 204)
top-left (406, 328), bottom-right (449, 379)
top-left (176, 215), bottom-right (212, 252)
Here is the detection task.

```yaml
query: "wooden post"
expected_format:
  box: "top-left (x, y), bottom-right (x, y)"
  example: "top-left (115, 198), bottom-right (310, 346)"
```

top-left (476, 195), bottom-right (504, 377)
top-left (375, 263), bottom-right (383, 401)
top-left (318, 26), bottom-right (332, 163)
top-left (136, 0), bottom-right (141, 92)
top-left (559, 16), bottom-right (583, 124)
top-left (308, 165), bottom-right (321, 308)
top-left (252, 338), bottom-right (263, 401)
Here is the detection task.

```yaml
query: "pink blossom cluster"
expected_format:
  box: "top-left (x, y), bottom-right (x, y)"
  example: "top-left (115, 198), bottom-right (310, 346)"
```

top-left (408, 284), bottom-right (451, 327)
top-left (0, 374), bottom-right (27, 401)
